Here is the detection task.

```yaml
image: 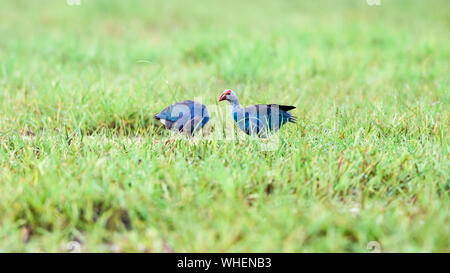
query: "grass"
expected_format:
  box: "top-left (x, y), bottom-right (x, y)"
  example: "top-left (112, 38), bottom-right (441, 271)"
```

top-left (0, 0), bottom-right (449, 252)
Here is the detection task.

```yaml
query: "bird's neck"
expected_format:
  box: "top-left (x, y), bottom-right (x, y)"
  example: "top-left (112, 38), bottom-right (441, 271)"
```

top-left (230, 99), bottom-right (242, 113)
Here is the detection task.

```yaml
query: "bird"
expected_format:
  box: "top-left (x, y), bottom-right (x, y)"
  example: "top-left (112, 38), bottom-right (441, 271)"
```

top-left (218, 89), bottom-right (296, 138)
top-left (154, 100), bottom-right (210, 136)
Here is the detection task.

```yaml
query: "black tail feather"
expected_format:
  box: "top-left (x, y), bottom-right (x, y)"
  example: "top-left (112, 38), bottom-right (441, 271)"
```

top-left (278, 105), bottom-right (296, 111)
top-left (288, 115), bottom-right (297, 123)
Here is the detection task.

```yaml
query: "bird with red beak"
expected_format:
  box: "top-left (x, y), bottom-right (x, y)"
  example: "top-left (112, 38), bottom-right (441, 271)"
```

top-left (218, 89), bottom-right (296, 138)
top-left (218, 89), bottom-right (238, 103)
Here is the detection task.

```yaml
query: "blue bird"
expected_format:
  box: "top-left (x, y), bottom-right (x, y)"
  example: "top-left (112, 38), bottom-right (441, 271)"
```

top-left (218, 89), bottom-right (296, 138)
top-left (154, 100), bottom-right (210, 136)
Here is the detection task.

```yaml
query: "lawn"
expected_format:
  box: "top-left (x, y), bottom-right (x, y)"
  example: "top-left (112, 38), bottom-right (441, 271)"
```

top-left (0, 0), bottom-right (448, 252)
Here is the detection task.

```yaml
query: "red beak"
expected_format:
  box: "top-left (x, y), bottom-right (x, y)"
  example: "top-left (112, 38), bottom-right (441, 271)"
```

top-left (218, 94), bottom-right (226, 102)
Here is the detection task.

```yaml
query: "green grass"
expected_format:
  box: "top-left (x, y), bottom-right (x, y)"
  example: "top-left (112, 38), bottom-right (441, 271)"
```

top-left (0, 0), bottom-right (449, 252)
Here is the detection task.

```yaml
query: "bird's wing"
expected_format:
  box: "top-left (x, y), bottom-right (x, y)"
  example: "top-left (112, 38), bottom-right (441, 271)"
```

top-left (246, 104), bottom-right (296, 128)
top-left (155, 101), bottom-right (196, 123)
top-left (156, 106), bottom-right (183, 122)
top-left (156, 100), bottom-right (210, 133)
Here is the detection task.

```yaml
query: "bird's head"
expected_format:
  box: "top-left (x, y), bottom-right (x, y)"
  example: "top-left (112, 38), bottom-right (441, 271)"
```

top-left (218, 89), bottom-right (238, 103)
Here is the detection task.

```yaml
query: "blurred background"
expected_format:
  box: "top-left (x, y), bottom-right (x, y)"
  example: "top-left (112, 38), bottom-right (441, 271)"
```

top-left (1, 0), bottom-right (448, 131)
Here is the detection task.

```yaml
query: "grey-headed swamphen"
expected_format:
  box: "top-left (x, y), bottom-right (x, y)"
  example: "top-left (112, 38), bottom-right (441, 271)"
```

top-left (154, 100), bottom-right (209, 136)
top-left (218, 89), bottom-right (296, 138)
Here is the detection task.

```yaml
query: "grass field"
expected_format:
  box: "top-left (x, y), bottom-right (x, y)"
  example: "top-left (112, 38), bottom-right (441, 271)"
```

top-left (0, 0), bottom-right (449, 252)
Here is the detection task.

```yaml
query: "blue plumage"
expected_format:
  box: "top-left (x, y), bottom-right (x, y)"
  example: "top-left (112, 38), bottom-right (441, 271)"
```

top-left (220, 90), bottom-right (296, 138)
top-left (154, 100), bottom-right (209, 135)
